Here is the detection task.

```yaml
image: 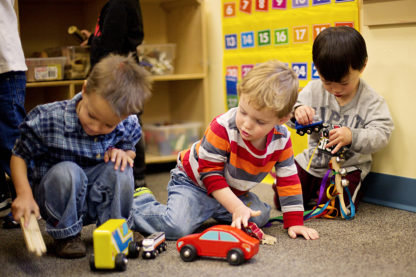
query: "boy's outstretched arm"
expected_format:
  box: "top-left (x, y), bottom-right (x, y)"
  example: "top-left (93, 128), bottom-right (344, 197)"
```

top-left (10, 155), bottom-right (40, 228)
top-left (211, 187), bottom-right (261, 229)
top-left (288, 225), bottom-right (319, 240)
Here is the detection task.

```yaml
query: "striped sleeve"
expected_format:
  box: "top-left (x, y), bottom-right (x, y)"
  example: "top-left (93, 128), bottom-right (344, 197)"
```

top-left (198, 117), bottom-right (230, 194)
top-left (274, 138), bottom-right (304, 228)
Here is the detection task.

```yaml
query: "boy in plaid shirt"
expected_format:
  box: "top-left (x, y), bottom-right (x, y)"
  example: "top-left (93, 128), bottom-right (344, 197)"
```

top-left (10, 54), bottom-right (151, 258)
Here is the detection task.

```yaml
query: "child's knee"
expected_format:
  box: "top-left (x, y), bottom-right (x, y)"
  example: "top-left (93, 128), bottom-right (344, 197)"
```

top-left (164, 221), bottom-right (195, 240)
top-left (43, 161), bottom-right (81, 195)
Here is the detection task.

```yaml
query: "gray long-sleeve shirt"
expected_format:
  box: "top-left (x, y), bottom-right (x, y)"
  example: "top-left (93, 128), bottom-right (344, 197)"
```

top-left (292, 79), bottom-right (394, 179)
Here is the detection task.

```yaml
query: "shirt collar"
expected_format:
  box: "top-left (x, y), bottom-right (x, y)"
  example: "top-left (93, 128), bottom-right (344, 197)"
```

top-left (64, 92), bottom-right (83, 133)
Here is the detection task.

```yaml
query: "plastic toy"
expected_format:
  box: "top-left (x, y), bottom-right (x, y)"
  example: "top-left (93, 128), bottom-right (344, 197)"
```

top-left (294, 120), bottom-right (326, 136)
top-left (89, 219), bottom-right (140, 271)
top-left (20, 213), bottom-right (47, 256)
top-left (242, 222), bottom-right (263, 241)
top-left (142, 232), bottom-right (167, 259)
top-left (176, 225), bottom-right (259, 266)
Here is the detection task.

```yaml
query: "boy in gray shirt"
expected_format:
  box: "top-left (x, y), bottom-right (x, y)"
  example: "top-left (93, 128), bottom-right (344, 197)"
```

top-left (274, 26), bottom-right (394, 212)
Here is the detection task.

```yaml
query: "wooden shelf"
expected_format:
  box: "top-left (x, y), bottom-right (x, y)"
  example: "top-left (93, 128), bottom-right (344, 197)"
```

top-left (26, 80), bottom-right (84, 88)
top-left (18, 0), bottom-right (208, 165)
top-left (145, 154), bottom-right (177, 164)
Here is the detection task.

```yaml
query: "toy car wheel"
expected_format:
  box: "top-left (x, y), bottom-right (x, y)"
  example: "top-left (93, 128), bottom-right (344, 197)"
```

top-left (306, 129), bottom-right (312, 134)
top-left (297, 130), bottom-right (305, 136)
top-left (128, 241), bottom-right (140, 258)
top-left (162, 242), bottom-right (167, 251)
top-left (314, 126), bottom-right (321, 132)
top-left (227, 248), bottom-right (244, 266)
top-left (89, 254), bottom-right (96, 271)
top-left (180, 245), bottom-right (197, 262)
top-left (115, 253), bottom-right (128, 271)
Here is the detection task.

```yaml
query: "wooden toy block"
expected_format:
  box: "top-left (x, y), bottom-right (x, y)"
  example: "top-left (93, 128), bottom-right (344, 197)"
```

top-left (20, 214), bottom-right (46, 256)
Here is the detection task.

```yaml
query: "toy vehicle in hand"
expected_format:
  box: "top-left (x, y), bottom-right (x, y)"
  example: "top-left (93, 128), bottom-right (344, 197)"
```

top-left (176, 225), bottom-right (259, 266)
top-left (242, 222), bottom-right (263, 241)
top-left (295, 120), bottom-right (326, 136)
top-left (318, 124), bottom-right (351, 159)
top-left (89, 219), bottom-right (140, 271)
top-left (142, 232), bottom-right (167, 259)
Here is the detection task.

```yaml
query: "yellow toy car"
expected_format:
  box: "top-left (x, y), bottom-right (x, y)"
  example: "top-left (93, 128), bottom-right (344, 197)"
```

top-left (89, 219), bottom-right (140, 271)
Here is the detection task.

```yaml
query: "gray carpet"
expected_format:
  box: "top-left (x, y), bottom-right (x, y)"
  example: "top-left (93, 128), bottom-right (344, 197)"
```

top-left (1, 170), bottom-right (415, 277)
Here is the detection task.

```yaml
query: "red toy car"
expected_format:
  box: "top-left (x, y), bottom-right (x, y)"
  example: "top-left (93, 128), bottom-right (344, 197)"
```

top-left (176, 225), bottom-right (259, 265)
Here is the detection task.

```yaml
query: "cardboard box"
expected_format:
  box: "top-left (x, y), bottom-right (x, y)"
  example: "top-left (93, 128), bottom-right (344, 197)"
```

top-left (25, 57), bottom-right (66, 82)
top-left (143, 122), bottom-right (202, 156)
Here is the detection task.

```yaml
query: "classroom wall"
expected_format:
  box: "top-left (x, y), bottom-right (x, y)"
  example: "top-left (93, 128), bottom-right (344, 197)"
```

top-left (359, 5), bottom-right (416, 179)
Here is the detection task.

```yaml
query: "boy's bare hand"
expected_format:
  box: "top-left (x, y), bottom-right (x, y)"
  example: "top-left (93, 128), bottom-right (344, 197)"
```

top-left (104, 148), bottom-right (134, 171)
top-left (326, 127), bottom-right (352, 154)
top-left (11, 194), bottom-right (40, 228)
top-left (288, 225), bottom-right (319, 240)
top-left (80, 29), bottom-right (91, 46)
top-left (294, 105), bottom-right (315, 125)
top-left (231, 205), bottom-right (261, 230)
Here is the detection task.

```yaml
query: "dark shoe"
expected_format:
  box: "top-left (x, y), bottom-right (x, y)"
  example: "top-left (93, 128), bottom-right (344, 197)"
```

top-left (133, 187), bottom-right (153, 198)
top-left (55, 234), bottom-right (86, 259)
top-left (2, 212), bottom-right (19, 229)
top-left (134, 179), bottom-right (147, 189)
top-left (0, 192), bottom-right (11, 211)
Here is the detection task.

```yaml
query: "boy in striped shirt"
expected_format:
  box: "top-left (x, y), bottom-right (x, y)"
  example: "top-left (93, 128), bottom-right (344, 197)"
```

top-left (130, 60), bottom-right (319, 240)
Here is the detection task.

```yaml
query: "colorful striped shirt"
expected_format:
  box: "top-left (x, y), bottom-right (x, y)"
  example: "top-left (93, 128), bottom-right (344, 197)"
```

top-left (12, 92), bottom-right (141, 185)
top-left (179, 108), bottom-right (304, 228)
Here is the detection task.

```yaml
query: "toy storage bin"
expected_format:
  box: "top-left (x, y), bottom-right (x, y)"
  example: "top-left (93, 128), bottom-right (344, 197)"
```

top-left (25, 57), bottom-right (66, 82)
top-left (45, 46), bottom-right (91, 79)
top-left (143, 122), bottom-right (202, 156)
top-left (137, 43), bottom-right (176, 75)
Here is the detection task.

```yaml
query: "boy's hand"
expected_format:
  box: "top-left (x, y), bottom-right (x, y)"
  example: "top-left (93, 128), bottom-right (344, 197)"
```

top-left (11, 194), bottom-right (40, 228)
top-left (104, 148), bottom-right (134, 171)
top-left (231, 205), bottom-right (261, 230)
top-left (287, 225), bottom-right (319, 240)
top-left (294, 105), bottom-right (315, 125)
top-left (80, 29), bottom-right (91, 46)
top-left (326, 127), bottom-right (352, 154)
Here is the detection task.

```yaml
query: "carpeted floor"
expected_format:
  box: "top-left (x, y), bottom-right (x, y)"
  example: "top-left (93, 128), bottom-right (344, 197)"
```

top-left (1, 168), bottom-right (415, 277)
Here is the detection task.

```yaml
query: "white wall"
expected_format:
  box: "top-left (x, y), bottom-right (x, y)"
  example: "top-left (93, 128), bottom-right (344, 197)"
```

top-left (360, 5), bottom-right (416, 179)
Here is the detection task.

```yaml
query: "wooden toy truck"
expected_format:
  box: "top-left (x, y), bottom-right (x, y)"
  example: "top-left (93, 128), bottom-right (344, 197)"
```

top-left (89, 219), bottom-right (140, 271)
top-left (142, 232), bottom-right (167, 259)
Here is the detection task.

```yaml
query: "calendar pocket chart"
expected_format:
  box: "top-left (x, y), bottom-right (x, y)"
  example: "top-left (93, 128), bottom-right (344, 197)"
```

top-left (222, 0), bottom-right (359, 109)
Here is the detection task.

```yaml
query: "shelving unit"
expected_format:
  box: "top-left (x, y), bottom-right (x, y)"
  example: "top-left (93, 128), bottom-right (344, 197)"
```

top-left (17, 0), bottom-right (208, 164)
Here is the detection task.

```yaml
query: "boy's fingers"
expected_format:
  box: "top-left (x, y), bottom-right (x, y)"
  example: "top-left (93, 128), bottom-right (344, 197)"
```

top-left (288, 229), bottom-right (297, 239)
top-left (24, 211), bottom-right (31, 228)
top-left (251, 210), bottom-right (262, 217)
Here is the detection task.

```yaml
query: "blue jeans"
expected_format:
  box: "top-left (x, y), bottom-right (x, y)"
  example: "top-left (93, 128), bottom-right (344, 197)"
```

top-left (128, 167), bottom-right (271, 240)
top-left (0, 71), bottom-right (26, 195)
top-left (34, 161), bottom-right (134, 239)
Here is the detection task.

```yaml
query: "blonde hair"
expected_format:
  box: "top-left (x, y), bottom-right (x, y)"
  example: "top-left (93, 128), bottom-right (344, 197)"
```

top-left (86, 53), bottom-right (152, 117)
top-left (237, 60), bottom-right (299, 118)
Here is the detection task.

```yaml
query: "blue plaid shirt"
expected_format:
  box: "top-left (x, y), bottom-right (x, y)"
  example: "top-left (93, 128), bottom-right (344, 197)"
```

top-left (12, 93), bottom-right (141, 185)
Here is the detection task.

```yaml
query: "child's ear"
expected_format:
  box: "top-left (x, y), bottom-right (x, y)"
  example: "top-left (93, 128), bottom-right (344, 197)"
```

top-left (360, 58), bottom-right (368, 73)
top-left (278, 114), bottom-right (292, 125)
top-left (81, 80), bottom-right (87, 96)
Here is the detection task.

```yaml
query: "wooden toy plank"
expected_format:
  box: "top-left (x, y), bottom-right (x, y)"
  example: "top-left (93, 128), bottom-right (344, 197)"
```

top-left (20, 214), bottom-right (47, 256)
